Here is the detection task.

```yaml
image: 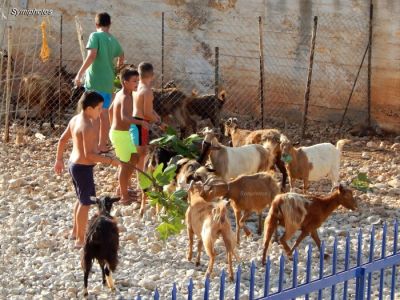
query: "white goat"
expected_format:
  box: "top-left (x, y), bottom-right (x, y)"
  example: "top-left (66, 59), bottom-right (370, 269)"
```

top-left (280, 135), bottom-right (350, 192)
top-left (201, 128), bottom-right (273, 181)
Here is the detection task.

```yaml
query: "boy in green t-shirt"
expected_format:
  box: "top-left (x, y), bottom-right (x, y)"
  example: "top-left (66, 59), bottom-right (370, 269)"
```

top-left (74, 12), bottom-right (124, 153)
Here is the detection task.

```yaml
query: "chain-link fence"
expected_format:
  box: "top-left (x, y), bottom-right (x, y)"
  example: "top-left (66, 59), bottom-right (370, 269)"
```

top-left (0, 3), bottom-right (370, 140)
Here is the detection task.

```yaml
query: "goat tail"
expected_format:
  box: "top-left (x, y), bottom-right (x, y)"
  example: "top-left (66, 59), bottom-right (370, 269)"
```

top-left (336, 139), bottom-right (351, 152)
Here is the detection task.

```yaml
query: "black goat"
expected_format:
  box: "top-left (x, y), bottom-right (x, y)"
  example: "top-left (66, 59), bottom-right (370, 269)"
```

top-left (81, 196), bottom-right (120, 297)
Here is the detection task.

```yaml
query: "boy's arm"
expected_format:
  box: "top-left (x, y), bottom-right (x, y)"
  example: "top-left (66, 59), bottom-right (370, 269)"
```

top-left (82, 125), bottom-right (119, 167)
top-left (108, 101), bottom-right (114, 125)
top-left (75, 49), bottom-right (97, 86)
top-left (54, 124), bottom-right (72, 174)
top-left (116, 53), bottom-right (124, 70)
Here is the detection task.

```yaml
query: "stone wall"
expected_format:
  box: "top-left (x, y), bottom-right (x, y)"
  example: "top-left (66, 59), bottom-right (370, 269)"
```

top-left (2, 0), bottom-right (399, 133)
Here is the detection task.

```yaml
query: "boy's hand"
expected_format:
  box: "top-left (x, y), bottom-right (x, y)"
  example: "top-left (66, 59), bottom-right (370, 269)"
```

top-left (141, 120), bottom-right (149, 129)
top-left (111, 158), bottom-right (121, 168)
top-left (74, 75), bottom-right (82, 87)
top-left (54, 159), bottom-right (64, 175)
top-left (159, 122), bottom-right (168, 131)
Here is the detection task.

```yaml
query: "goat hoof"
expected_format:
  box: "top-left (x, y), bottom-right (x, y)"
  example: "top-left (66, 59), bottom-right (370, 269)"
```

top-left (324, 253), bottom-right (330, 260)
top-left (195, 261), bottom-right (200, 267)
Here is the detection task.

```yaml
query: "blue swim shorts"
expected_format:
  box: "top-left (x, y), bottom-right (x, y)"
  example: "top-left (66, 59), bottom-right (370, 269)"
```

top-left (68, 162), bottom-right (96, 206)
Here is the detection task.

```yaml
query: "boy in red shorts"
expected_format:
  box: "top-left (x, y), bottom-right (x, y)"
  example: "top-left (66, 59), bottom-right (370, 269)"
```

top-left (131, 62), bottom-right (167, 216)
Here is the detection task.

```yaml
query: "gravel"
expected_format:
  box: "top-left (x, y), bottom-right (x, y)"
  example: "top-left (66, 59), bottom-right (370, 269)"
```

top-left (0, 125), bottom-right (399, 299)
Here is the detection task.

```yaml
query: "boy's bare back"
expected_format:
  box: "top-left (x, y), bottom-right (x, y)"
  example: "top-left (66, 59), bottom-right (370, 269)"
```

top-left (134, 85), bottom-right (154, 121)
top-left (69, 115), bottom-right (98, 165)
top-left (111, 90), bottom-right (134, 131)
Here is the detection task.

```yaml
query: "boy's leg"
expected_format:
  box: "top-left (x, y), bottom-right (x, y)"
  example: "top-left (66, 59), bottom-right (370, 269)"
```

top-left (99, 109), bottom-right (110, 152)
top-left (119, 154), bottom-right (138, 204)
top-left (75, 204), bottom-right (90, 248)
top-left (70, 200), bottom-right (79, 239)
top-left (137, 145), bottom-right (149, 216)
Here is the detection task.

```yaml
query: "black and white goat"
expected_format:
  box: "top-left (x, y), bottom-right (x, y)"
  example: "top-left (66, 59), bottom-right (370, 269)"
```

top-left (81, 196), bottom-right (120, 297)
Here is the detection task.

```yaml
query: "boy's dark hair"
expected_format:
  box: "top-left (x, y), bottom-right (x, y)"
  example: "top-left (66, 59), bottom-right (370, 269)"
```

top-left (95, 12), bottom-right (111, 27)
top-left (77, 91), bottom-right (104, 112)
top-left (120, 68), bottom-right (139, 82)
top-left (138, 62), bottom-right (154, 78)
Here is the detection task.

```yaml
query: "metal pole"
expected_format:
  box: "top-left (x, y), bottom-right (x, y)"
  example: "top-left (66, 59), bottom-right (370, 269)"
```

top-left (301, 16), bottom-right (318, 138)
top-left (338, 43), bottom-right (369, 130)
top-left (58, 14), bottom-right (63, 131)
top-left (367, 2), bottom-right (373, 127)
top-left (258, 16), bottom-right (265, 129)
top-left (4, 26), bottom-right (12, 142)
top-left (161, 12), bottom-right (165, 91)
top-left (214, 46), bottom-right (219, 95)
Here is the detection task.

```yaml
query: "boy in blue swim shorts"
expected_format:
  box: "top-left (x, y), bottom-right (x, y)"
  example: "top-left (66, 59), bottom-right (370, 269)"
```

top-left (74, 12), bottom-right (124, 153)
top-left (54, 91), bottom-right (120, 249)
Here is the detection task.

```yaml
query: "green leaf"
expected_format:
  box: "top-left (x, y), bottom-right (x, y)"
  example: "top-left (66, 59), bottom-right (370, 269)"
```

top-left (171, 189), bottom-right (188, 200)
top-left (166, 126), bottom-right (177, 135)
top-left (138, 172), bottom-right (153, 190)
top-left (153, 163), bottom-right (164, 179)
top-left (163, 164), bottom-right (177, 181)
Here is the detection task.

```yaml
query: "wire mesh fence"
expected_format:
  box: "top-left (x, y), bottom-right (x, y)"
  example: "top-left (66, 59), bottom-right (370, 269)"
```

top-left (0, 4), bottom-right (370, 140)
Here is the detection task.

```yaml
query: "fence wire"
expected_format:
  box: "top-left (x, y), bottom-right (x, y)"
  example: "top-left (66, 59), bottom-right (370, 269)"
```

top-left (0, 6), bottom-right (370, 138)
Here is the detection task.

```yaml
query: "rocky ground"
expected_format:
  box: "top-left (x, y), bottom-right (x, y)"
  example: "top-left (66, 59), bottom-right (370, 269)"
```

top-left (0, 122), bottom-right (399, 300)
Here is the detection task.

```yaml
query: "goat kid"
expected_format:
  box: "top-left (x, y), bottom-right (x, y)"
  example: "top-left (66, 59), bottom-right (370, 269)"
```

top-left (81, 196), bottom-right (120, 297)
top-left (262, 185), bottom-right (357, 264)
top-left (280, 136), bottom-right (350, 193)
top-left (186, 182), bottom-right (237, 281)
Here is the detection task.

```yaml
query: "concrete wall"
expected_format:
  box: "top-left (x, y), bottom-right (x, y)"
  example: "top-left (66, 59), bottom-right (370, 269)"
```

top-left (2, 0), bottom-right (399, 133)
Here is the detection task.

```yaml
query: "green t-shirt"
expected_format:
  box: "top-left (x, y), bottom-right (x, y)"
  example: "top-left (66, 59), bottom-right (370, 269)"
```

top-left (84, 31), bottom-right (123, 94)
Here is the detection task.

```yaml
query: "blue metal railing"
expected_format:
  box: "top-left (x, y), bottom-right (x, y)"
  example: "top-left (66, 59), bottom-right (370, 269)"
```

top-left (142, 221), bottom-right (399, 299)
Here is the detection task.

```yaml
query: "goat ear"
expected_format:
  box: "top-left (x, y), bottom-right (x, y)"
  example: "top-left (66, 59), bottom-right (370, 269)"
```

top-left (338, 184), bottom-right (344, 193)
top-left (192, 89), bottom-right (199, 96)
top-left (232, 117), bottom-right (238, 123)
top-left (225, 118), bottom-right (232, 125)
top-left (219, 90), bottom-right (226, 101)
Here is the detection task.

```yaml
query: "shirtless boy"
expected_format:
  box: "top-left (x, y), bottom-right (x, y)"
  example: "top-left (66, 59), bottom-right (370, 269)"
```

top-left (54, 91), bottom-right (120, 249)
top-left (109, 68), bottom-right (148, 205)
top-left (130, 62), bottom-right (167, 215)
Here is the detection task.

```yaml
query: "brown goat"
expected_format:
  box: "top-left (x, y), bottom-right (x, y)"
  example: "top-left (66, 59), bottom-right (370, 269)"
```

top-left (153, 87), bottom-right (196, 137)
top-left (224, 117), bottom-right (288, 191)
top-left (186, 183), bottom-right (237, 281)
top-left (187, 89), bottom-right (226, 128)
top-left (201, 172), bottom-right (280, 245)
top-left (262, 185), bottom-right (357, 264)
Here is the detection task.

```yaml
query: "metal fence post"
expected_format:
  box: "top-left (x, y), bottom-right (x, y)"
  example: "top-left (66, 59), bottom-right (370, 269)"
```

top-left (301, 16), bottom-right (318, 138)
top-left (367, 1), bottom-right (373, 127)
top-left (249, 261), bottom-right (256, 300)
top-left (3, 26), bottom-right (12, 142)
top-left (58, 14), bottom-right (63, 131)
top-left (161, 11), bottom-right (165, 91)
top-left (214, 46), bottom-right (219, 96)
top-left (258, 16), bottom-right (265, 129)
top-left (356, 268), bottom-right (366, 300)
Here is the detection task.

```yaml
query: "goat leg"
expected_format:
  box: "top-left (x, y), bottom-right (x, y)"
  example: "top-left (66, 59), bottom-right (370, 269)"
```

top-left (288, 231), bottom-right (308, 257)
top-left (311, 230), bottom-right (329, 260)
top-left (239, 211), bottom-right (253, 237)
top-left (99, 260), bottom-right (106, 286)
top-left (195, 240), bottom-right (203, 267)
top-left (262, 217), bottom-right (277, 265)
top-left (275, 158), bottom-right (288, 192)
top-left (257, 213), bottom-right (263, 235)
top-left (104, 264), bottom-right (115, 291)
top-left (82, 253), bottom-right (92, 297)
top-left (187, 227), bottom-right (194, 261)
top-left (234, 210), bottom-right (241, 245)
